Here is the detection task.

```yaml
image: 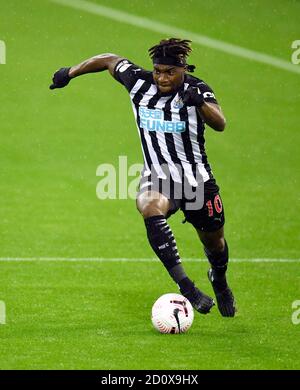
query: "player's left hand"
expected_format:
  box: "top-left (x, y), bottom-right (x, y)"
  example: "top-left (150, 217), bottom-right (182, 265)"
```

top-left (182, 86), bottom-right (205, 107)
top-left (49, 67), bottom-right (71, 90)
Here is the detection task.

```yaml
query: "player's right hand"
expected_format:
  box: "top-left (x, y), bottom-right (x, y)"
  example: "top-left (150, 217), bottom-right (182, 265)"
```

top-left (49, 67), bottom-right (71, 90)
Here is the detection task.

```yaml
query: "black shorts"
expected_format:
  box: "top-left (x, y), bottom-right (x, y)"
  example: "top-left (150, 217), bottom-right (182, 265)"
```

top-left (137, 169), bottom-right (225, 232)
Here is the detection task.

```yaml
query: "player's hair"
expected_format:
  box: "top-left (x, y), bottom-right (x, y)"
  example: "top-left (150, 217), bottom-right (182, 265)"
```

top-left (148, 38), bottom-right (195, 72)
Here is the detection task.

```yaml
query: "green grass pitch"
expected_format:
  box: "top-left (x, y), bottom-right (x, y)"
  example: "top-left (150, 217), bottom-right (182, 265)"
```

top-left (0, 0), bottom-right (300, 369)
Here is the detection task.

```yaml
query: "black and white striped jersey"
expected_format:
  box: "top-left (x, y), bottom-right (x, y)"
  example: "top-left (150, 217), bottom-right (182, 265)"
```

top-left (114, 59), bottom-right (218, 185)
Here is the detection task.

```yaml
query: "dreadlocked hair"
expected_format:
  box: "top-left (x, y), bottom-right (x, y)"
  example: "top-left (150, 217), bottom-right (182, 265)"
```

top-left (148, 38), bottom-right (195, 72)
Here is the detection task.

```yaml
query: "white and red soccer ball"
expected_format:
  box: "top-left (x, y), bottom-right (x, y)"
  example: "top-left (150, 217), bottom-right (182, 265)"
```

top-left (151, 293), bottom-right (194, 334)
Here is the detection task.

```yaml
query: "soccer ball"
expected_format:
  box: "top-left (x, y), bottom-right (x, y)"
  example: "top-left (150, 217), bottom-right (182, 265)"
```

top-left (151, 293), bottom-right (194, 334)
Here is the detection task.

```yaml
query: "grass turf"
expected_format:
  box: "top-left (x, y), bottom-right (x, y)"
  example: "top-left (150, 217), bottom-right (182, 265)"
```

top-left (1, 260), bottom-right (300, 369)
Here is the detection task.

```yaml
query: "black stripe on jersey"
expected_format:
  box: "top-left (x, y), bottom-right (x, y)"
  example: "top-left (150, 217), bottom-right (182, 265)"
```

top-left (163, 96), bottom-right (180, 160)
top-left (147, 91), bottom-right (161, 110)
top-left (162, 95), bottom-right (190, 176)
top-left (178, 105), bottom-right (199, 180)
top-left (163, 96), bottom-right (173, 121)
top-left (178, 105), bottom-right (196, 164)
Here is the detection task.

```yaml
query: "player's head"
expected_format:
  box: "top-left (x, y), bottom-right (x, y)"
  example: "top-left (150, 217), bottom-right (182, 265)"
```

top-left (149, 38), bottom-right (195, 94)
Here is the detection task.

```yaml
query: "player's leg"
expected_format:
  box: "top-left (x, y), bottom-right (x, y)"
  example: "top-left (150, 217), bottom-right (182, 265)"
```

top-left (196, 227), bottom-right (236, 316)
top-left (197, 227), bottom-right (236, 317)
top-left (197, 228), bottom-right (236, 317)
top-left (136, 190), bottom-right (214, 314)
top-left (183, 183), bottom-right (236, 317)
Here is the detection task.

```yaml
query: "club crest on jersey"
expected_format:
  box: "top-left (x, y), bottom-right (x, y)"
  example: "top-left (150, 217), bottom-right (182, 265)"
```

top-left (173, 97), bottom-right (184, 109)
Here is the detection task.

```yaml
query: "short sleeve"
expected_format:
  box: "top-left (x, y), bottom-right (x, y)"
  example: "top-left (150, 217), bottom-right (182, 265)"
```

top-left (113, 59), bottom-right (143, 91)
top-left (197, 81), bottom-right (218, 104)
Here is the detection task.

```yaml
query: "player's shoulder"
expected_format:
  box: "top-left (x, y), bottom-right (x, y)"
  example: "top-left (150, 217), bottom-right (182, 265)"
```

top-left (114, 58), bottom-right (153, 82)
top-left (185, 74), bottom-right (218, 103)
top-left (184, 73), bottom-right (212, 89)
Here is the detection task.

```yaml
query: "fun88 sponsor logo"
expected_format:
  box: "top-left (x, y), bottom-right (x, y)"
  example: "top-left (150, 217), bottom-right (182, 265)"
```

top-left (139, 107), bottom-right (186, 133)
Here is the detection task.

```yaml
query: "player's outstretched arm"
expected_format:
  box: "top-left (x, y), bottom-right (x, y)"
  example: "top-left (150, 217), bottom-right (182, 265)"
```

top-left (49, 53), bottom-right (124, 90)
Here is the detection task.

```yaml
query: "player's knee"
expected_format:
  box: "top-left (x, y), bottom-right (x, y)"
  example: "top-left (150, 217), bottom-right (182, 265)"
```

top-left (204, 238), bottom-right (228, 271)
top-left (138, 201), bottom-right (164, 219)
top-left (136, 193), bottom-right (169, 218)
top-left (205, 237), bottom-right (225, 254)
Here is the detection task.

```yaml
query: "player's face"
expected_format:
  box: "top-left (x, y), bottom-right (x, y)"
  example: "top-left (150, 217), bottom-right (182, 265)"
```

top-left (153, 64), bottom-right (185, 94)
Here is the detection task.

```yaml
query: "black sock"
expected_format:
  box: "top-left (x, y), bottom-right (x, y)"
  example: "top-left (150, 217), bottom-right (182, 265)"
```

top-left (144, 215), bottom-right (194, 292)
top-left (168, 264), bottom-right (195, 293)
top-left (177, 276), bottom-right (195, 294)
top-left (144, 215), bottom-right (181, 269)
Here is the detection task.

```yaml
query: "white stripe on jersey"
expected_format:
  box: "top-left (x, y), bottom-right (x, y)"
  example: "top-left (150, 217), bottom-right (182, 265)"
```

top-left (130, 79), bottom-right (151, 175)
top-left (154, 96), bottom-right (182, 183)
top-left (129, 79), bottom-right (145, 98)
top-left (184, 83), bottom-right (210, 182)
